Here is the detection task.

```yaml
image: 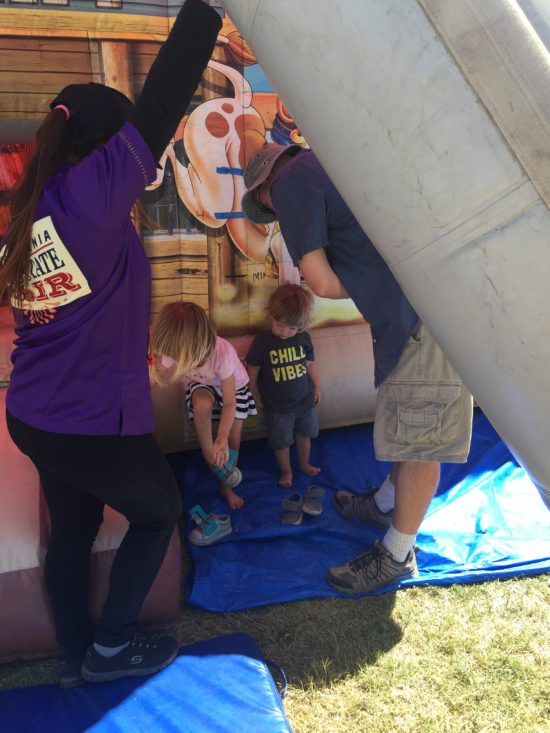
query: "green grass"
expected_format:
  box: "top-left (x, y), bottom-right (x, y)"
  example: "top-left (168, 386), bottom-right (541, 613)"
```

top-left (1, 574), bottom-right (549, 732)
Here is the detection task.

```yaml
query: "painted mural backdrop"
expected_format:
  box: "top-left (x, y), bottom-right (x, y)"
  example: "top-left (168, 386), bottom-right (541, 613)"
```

top-left (0, 0), bottom-right (362, 334)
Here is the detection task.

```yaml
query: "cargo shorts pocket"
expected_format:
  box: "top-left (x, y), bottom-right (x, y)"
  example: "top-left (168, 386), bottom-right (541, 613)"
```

top-left (386, 383), bottom-right (462, 446)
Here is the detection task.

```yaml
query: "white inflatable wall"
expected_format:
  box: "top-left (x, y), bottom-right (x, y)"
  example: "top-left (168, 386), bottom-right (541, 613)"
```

top-left (223, 0), bottom-right (550, 504)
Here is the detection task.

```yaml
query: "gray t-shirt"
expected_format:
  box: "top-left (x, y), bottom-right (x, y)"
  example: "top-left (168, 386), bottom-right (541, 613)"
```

top-left (247, 329), bottom-right (316, 413)
top-left (270, 149), bottom-right (419, 386)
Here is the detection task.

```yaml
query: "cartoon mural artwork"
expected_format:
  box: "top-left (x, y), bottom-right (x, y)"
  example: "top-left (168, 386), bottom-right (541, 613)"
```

top-left (0, 144), bottom-right (34, 242)
top-left (152, 46), bottom-right (268, 253)
top-left (0, 1), bottom-right (362, 331)
top-left (272, 98), bottom-right (308, 148)
top-left (145, 24), bottom-right (303, 332)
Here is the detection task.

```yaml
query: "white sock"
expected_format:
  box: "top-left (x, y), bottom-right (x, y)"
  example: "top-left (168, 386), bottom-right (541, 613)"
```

top-left (93, 641), bottom-right (130, 658)
top-left (382, 524), bottom-right (415, 563)
top-left (374, 476), bottom-right (395, 512)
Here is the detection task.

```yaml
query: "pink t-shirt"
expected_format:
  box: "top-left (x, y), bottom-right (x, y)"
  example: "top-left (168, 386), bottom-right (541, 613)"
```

top-left (162, 336), bottom-right (248, 390)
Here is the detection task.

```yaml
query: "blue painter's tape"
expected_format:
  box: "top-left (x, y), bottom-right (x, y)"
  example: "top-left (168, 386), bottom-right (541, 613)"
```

top-left (216, 166), bottom-right (244, 176)
top-left (215, 212), bottom-right (246, 219)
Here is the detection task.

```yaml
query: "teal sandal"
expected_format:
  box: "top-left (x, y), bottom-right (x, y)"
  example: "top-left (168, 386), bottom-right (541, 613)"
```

top-left (188, 504), bottom-right (232, 546)
top-left (209, 448), bottom-right (242, 487)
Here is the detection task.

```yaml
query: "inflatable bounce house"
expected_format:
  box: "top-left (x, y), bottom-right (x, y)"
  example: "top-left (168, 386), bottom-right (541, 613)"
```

top-left (0, 1), bottom-right (549, 730)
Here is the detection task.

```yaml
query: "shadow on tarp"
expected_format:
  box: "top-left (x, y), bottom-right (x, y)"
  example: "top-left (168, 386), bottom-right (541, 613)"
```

top-left (0, 634), bottom-right (293, 733)
top-left (170, 410), bottom-right (550, 612)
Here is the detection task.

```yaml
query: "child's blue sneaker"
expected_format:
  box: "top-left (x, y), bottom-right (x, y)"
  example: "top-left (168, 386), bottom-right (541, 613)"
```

top-left (188, 505), bottom-right (233, 546)
top-left (208, 448), bottom-right (242, 487)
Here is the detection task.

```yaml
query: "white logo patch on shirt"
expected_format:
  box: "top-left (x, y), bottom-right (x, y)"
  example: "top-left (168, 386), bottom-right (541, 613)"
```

top-left (13, 215), bottom-right (91, 315)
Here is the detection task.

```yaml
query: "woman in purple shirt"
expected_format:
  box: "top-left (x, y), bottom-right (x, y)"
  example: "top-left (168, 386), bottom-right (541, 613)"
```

top-left (0, 0), bottom-right (221, 687)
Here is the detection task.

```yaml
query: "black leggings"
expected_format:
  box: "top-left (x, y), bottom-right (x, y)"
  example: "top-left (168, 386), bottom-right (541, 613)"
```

top-left (7, 411), bottom-right (182, 652)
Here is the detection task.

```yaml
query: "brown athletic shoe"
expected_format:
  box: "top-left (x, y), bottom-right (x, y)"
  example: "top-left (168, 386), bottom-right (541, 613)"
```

top-left (326, 539), bottom-right (418, 595)
top-left (333, 489), bottom-right (394, 528)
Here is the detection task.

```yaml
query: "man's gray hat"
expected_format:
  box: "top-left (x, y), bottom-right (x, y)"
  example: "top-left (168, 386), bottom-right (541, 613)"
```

top-left (241, 143), bottom-right (301, 224)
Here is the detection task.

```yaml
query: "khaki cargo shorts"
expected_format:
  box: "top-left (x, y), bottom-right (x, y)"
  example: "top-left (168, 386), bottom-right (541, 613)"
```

top-left (374, 323), bottom-right (473, 463)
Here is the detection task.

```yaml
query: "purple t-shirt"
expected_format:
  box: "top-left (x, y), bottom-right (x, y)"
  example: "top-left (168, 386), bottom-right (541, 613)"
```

top-left (6, 122), bottom-right (157, 435)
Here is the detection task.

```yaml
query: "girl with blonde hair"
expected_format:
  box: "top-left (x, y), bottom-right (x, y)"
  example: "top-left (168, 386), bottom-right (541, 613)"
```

top-left (151, 301), bottom-right (257, 509)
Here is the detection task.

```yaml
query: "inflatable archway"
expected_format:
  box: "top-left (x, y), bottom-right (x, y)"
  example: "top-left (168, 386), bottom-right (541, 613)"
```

top-left (223, 0), bottom-right (550, 506)
top-left (1, 2), bottom-right (549, 484)
top-left (0, 0), bottom-right (549, 666)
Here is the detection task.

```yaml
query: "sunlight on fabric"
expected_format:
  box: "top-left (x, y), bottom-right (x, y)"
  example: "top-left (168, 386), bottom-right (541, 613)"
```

top-left (517, 0), bottom-right (550, 49)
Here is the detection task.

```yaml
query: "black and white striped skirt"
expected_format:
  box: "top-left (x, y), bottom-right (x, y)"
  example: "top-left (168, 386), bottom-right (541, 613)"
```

top-left (185, 382), bottom-right (258, 421)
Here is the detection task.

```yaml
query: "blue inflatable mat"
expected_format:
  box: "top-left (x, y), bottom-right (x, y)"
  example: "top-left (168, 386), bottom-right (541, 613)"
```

top-left (0, 633), bottom-right (292, 733)
top-left (173, 411), bottom-right (550, 611)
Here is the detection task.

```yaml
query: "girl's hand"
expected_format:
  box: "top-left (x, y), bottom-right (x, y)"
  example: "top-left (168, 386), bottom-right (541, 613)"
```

top-left (314, 386), bottom-right (321, 404)
top-left (212, 435), bottom-right (229, 467)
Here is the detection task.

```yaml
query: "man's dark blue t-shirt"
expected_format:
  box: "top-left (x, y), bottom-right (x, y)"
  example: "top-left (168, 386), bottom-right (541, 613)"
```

top-left (270, 149), bottom-right (419, 386)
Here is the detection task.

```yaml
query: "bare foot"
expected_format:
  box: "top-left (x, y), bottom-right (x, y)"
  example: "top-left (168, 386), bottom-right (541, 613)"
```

top-left (300, 464), bottom-right (321, 477)
top-left (220, 484), bottom-right (244, 510)
top-left (278, 471), bottom-right (293, 488)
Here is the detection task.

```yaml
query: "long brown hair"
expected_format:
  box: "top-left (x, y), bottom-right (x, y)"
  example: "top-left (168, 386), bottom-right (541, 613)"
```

top-left (0, 108), bottom-right (71, 305)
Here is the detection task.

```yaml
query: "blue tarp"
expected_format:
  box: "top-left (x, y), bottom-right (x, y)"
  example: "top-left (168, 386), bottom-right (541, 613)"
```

top-left (0, 634), bottom-right (292, 733)
top-left (173, 411), bottom-right (550, 611)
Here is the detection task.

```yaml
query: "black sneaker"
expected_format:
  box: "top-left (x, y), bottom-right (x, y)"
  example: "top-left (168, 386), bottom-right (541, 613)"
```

top-left (333, 489), bottom-right (394, 528)
top-left (58, 638), bottom-right (91, 689)
top-left (58, 655), bottom-right (85, 690)
top-left (326, 539), bottom-right (418, 595)
top-left (81, 634), bottom-right (178, 683)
